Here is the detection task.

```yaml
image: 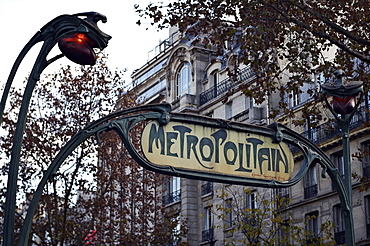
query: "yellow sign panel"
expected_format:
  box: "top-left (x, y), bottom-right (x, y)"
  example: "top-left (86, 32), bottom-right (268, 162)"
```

top-left (142, 121), bottom-right (294, 181)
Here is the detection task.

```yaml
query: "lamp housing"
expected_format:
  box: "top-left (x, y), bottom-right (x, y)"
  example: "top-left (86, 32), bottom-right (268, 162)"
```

top-left (321, 70), bottom-right (363, 117)
top-left (58, 33), bottom-right (97, 65)
top-left (51, 12), bottom-right (111, 65)
top-left (332, 95), bottom-right (357, 115)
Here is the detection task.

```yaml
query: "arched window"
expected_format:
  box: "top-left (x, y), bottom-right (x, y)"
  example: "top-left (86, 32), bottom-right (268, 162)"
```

top-left (176, 62), bottom-right (191, 97)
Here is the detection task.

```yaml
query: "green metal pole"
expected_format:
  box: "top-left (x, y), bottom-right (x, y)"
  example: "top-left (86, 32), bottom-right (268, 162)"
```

top-left (3, 36), bottom-right (55, 246)
top-left (340, 115), bottom-right (355, 246)
top-left (321, 70), bottom-right (362, 246)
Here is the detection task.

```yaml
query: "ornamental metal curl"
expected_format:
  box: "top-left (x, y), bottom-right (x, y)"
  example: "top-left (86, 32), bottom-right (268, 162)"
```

top-left (20, 103), bottom-right (351, 245)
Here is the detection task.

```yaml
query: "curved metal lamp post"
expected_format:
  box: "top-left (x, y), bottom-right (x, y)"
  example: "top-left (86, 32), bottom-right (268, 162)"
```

top-left (321, 70), bottom-right (363, 246)
top-left (0, 12), bottom-right (110, 246)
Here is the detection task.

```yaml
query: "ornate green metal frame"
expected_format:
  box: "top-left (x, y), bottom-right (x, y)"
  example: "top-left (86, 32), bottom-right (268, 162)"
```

top-left (0, 12), bottom-right (111, 246)
top-left (20, 103), bottom-right (352, 245)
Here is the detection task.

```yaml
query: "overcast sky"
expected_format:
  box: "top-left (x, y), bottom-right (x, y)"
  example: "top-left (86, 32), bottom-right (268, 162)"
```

top-left (0, 0), bottom-right (168, 87)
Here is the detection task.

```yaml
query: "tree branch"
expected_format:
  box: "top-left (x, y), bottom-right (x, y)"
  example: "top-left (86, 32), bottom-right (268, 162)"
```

top-left (265, 1), bottom-right (370, 63)
top-left (289, 16), bottom-right (370, 63)
top-left (290, 0), bottom-right (370, 47)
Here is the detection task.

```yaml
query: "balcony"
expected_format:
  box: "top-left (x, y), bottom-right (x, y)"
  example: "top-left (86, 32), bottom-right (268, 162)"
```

top-left (306, 237), bottom-right (319, 245)
top-left (202, 228), bottom-right (214, 242)
top-left (137, 79), bottom-right (166, 102)
top-left (162, 190), bottom-right (181, 205)
top-left (147, 31), bottom-right (180, 61)
top-left (243, 214), bottom-right (257, 226)
top-left (300, 121), bottom-right (338, 145)
top-left (304, 184), bottom-right (318, 199)
top-left (334, 230), bottom-right (345, 245)
top-left (199, 66), bottom-right (255, 106)
top-left (291, 105), bottom-right (370, 154)
top-left (278, 193), bottom-right (290, 201)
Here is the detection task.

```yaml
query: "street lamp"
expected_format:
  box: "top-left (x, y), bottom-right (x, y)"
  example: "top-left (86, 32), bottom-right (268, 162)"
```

top-left (0, 12), bottom-right (111, 246)
top-left (321, 69), bottom-right (363, 246)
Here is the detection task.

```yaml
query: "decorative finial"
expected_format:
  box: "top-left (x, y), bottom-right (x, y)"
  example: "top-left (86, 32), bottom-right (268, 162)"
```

top-left (333, 69), bottom-right (345, 88)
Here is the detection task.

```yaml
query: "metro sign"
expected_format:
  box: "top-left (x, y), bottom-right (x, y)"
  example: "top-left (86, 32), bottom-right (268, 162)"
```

top-left (91, 103), bottom-right (305, 187)
top-left (142, 121), bottom-right (294, 182)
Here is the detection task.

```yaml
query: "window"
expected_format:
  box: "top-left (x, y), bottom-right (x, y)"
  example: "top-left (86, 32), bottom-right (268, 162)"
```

top-left (176, 62), bottom-right (191, 97)
top-left (225, 101), bottom-right (233, 119)
top-left (245, 191), bottom-right (257, 226)
top-left (211, 70), bottom-right (219, 86)
top-left (133, 58), bottom-right (168, 85)
top-left (227, 55), bottom-right (237, 71)
top-left (162, 176), bottom-right (181, 205)
top-left (332, 152), bottom-right (344, 191)
top-left (276, 187), bottom-right (290, 207)
top-left (278, 219), bottom-right (290, 244)
top-left (333, 153), bottom-right (345, 177)
top-left (276, 187), bottom-right (289, 200)
top-left (245, 96), bottom-right (254, 110)
top-left (211, 70), bottom-right (219, 99)
top-left (365, 195), bottom-right (370, 238)
top-left (202, 207), bottom-right (213, 242)
top-left (305, 211), bottom-right (319, 243)
top-left (225, 199), bottom-right (233, 228)
top-left (138, 78), bottom-right (166, 102)
top-left (333, 204), bottom-right (345, 245)
top-left (224, 40), bottom-right (232, 51)
top-left (246, 192), bottom-right (257, 211)
top-left (306, 115), bottom-right (319, 143)
top-left (304, 165), bottom-right (317, 199)
top-left (291, 90), bottom-right (301, 107)
top-left (170, 215), bottom-right (181, 246)
top-left (362, 142), bottom-right (370, 179)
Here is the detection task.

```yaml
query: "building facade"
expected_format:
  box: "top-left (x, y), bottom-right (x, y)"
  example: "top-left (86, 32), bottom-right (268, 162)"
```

top-left (130, 27), bottom-right (370, 245)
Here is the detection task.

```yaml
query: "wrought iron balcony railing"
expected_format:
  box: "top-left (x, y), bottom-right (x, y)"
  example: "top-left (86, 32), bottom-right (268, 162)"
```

top-left (202, 228), bottom-right (214, 242)
top-left (201, 182), bottom-right (213, 196)
top-left (199, 66), bottom-right (256, 106)
top-left (291, 106), bottom-right (370, 153)
top-left (334, 230), bottom-right (346, 245)
top-left (278, 193), bottom-right (290, 201)
top-left (304, 184), bottom-right (318, 199)
top-left (306, 237), bottom-right (319, 245)
top-left (243, 214), bottom-right (257, 226)
top-left (162, 190), bottom-right (181, 205)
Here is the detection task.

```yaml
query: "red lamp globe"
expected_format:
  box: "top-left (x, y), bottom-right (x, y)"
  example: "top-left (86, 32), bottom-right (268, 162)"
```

top-left (332, 95), bottom-right (357, 115)
top-left (58, 33), bottom-right (97, 65)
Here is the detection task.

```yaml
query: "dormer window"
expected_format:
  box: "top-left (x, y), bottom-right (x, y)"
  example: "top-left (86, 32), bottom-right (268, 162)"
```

top-left (227, 55), bottom-right (237, 72)
top-left (176, 62), bottom-right (191, 97)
